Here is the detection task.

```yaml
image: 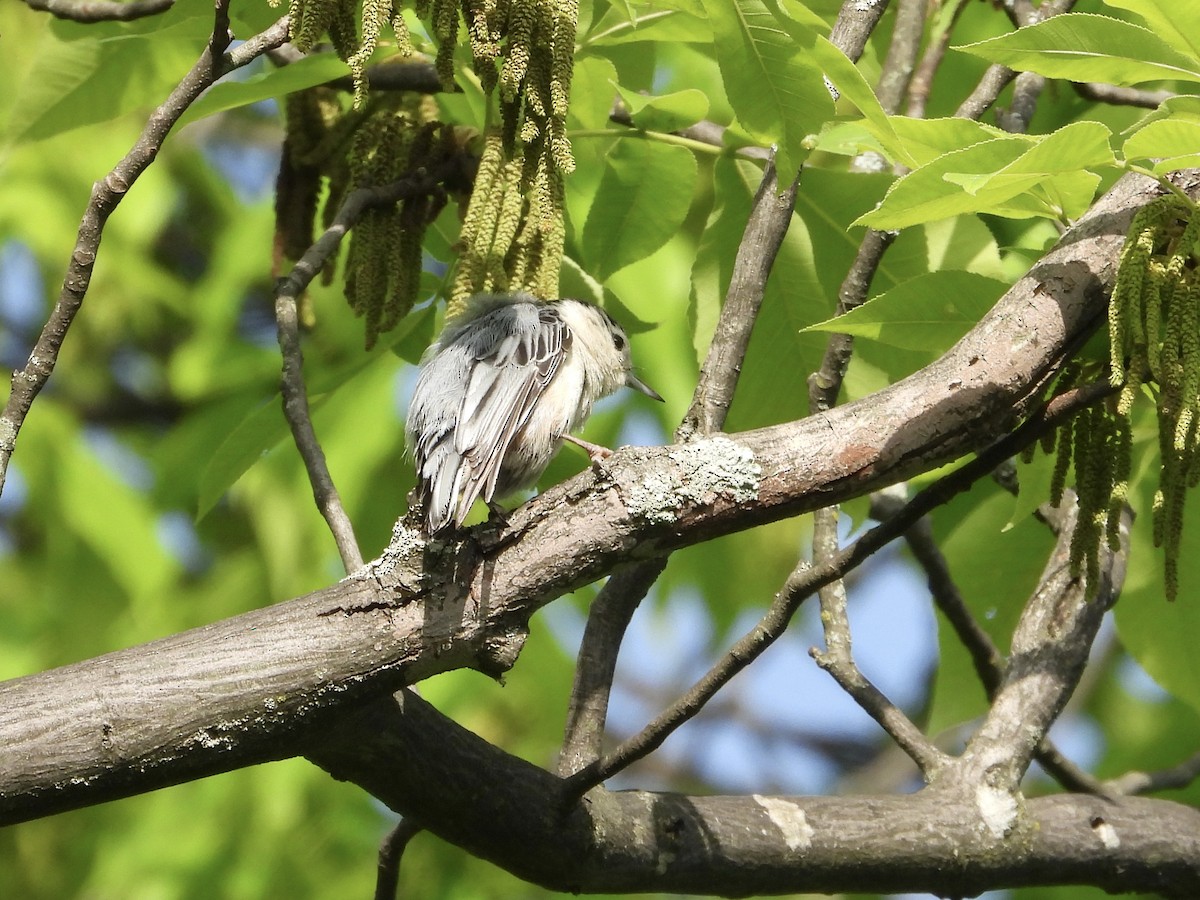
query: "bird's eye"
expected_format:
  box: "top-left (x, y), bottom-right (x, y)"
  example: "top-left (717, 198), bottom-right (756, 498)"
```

top-left (612, 332), bottom-right (626, 351)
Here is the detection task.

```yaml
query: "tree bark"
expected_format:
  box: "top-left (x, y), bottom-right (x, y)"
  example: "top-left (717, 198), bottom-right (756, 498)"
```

top-left (2, 171), bottom-right (1196, 895)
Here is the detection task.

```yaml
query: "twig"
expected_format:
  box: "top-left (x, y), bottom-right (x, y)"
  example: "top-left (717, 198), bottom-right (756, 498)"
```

top-left (807, 229), bottom-right (895, 410)
top-left (563, 381), bottom-right (1115, 794)
top-left (681, 157), bottom-right (799, 437)
top-left (374, 818), bottom-right (422, 900)
top-left (830, 0), bottom-right (892, 63)
top-left (564, 557), bottom-right (819, 796)
top-left (805, 0), bottom-right (931, 774)
top-left (556, 560), bottom-right (666, 777)
top-left (274, 162), bottom-right (463, 574)
top-left (902, 514), bottom-right (1109, 795)
top-left (0, 11), bottom-right (291, 499)
top-left (998, 70), bottom-right (1046, 134)
top-left (956, 64), bottom-right (1019, 120)
top-left (809, 607), bottom-right (949, 776)
top-left (1106, 750), bottom-right (1200, 796)
top-left (21, 0), bottom-right (173, 22)
top-left (874, 0), bottom-right (925, 115)
top-left (957, 0), bottom-right (1077, 121)
top-left (1074, 82), bottom-right (1173, 109)
top-left (605, 108), bottom-right (772, 161)
top-left (906, 0), bottom-right (972, 118)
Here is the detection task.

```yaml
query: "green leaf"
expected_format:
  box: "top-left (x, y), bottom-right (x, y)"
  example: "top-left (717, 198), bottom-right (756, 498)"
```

top-left (177, 53), bottom-right (352, 129)
top-left (857, 123), bottom-right (1112, 229)
top-left (570, 55), bottom-right (620, 131)
top-left (689, 157), bottom-right (756, 363)
top-left (700, 0), bottom-right (833, 183)
top-left (197, 396), bottom-right (290, 520)
top-left (954, 13), bottom-right (1200, 86)
top-left (805, 35), bottom-right (901, 158)
top-left (802, 271), bottom-right (1008, 352)
top-left (941, 121), bottom-right (1112, 197)
top-left (1104, 0), bottom-right (1200, 61)
top-left (6, 19), bottom-right (205, 144)
top-left (582, 139), bottom-right (698, 281)
top-left (886, 117), bottom-right (1010, 168)
top-left (1116, 466), bottom-right (1200, 716)
top-left (855, 138), bottom-right (1031, 229)
top-left (584, 4), bottom-right (712, 46)
top-left (613, 84), bottom-right (710, 132)
top-left (1123, 117), bottom-right (1200, 174)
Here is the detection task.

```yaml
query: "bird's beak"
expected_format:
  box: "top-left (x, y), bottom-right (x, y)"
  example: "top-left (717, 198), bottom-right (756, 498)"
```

top-left (626, 372), bottom-right (664, 402)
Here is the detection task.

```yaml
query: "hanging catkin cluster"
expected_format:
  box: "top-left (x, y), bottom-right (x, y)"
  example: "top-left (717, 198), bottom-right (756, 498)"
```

top-left (276, 89), bottom-right (453, 348)
top-left (275, 0), bottom-right (415, 106)
top-left (273, 0), bottom-right (578, 335)
top-left (343, 111), bottom-right (455, 347)
top-left (426, 0), bottom-right (578, 316)
top-left (1034, 195), bottom-right (1200, 599)
top-left (1106, 195), bottom-right (1200, 599)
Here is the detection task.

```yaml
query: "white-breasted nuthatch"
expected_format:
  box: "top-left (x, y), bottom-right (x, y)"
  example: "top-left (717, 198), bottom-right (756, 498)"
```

top-left (406, 292), bottom-right (662, 532)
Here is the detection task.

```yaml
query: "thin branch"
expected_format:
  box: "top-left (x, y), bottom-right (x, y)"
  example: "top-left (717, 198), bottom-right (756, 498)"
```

top-left (275, 291), bottom-right (364, 573)
top-left (604, 108), bottom-right (771, 161)
top-left (21, 0), bottom-right (173, 22)
top-left (0, 10), bottom-right (291, 499)
top-left (830, 0), bottom-right (892, 63)
top-left (681, 158), bottom-right (799, 437)
top-left (1106, 750), bottom-right (1200, 796)
top-left (375, 817), bottom-right (423, 900)
top-left (805, 0), bottom-right (931, 775)
top-left (958, 494), bottom-right (1129, 791)
top-left (906, 0), bottom-right (972, 118)
top-left (561, 143), bottom-right (802, 774)
top-left (563, 381), bottom-right (1116, 795)
top-left (274, 161), bottom-right (465, 574)
top-left (564, 557), bottom-right (819, 796)
top-left (901, 514), bottom-right (1109, 795)
top-left (810, 555), bottom-right (949, 776)
top-left (956, 64), bottom-right (1020, 120)
top-left (998, 70), bottom-right (1047, 134)
top-left (874, 0), bottom-right (926, 115)
top-left (556, 560), bottom-right (667, 777)
top-left (1074, 82), bottom-right (1173, 109)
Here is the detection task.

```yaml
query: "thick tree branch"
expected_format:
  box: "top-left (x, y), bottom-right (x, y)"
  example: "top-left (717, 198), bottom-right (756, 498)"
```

top-left (0, 11), bottom-right (290, 497)
top-left (307, 687), bottom-right (1200, 897)
top-left (21, 0), bottom-right (173, 22)
top-left (0, 171), bottom-right (1181, 825)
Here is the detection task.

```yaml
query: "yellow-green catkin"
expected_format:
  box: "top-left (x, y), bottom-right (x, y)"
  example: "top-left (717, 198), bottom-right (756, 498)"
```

top-left (283, 0), bottom-right (414, 107)
top-left (276, 0), bottom-right (579, 345)
top-left (1033, 195), bottom-right (1200, 599)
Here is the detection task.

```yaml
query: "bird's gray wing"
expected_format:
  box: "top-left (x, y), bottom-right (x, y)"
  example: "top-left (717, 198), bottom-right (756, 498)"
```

top-left (451, 303), bottom-right (570, 523)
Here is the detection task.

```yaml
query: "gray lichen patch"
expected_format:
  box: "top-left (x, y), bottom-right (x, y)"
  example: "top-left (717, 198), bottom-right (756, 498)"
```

top-left (624, 437), bottom-right (761, 524)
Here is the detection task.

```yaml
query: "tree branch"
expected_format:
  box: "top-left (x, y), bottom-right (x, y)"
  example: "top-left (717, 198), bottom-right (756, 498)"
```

top-left (21, 0), bottom-right (173, 22)
top-left (0, 170), bottom-right (1176, 824)
top-left (0, 11), bottom-right (291, 498)
top-left (375, 816), bottom-right (422, 900)
top-left (901, 512), bottom-right (1110, 795)
top-left (562, 150), bottom-right (800, 777)
top-left (306, 686), bottom-right (1200, 897)
top-left (957, 496), bottom-right (1127, 796)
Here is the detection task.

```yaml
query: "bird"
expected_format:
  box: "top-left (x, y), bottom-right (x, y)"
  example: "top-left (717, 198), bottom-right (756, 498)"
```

top-left (405, 292), bottom-right (663, 532)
